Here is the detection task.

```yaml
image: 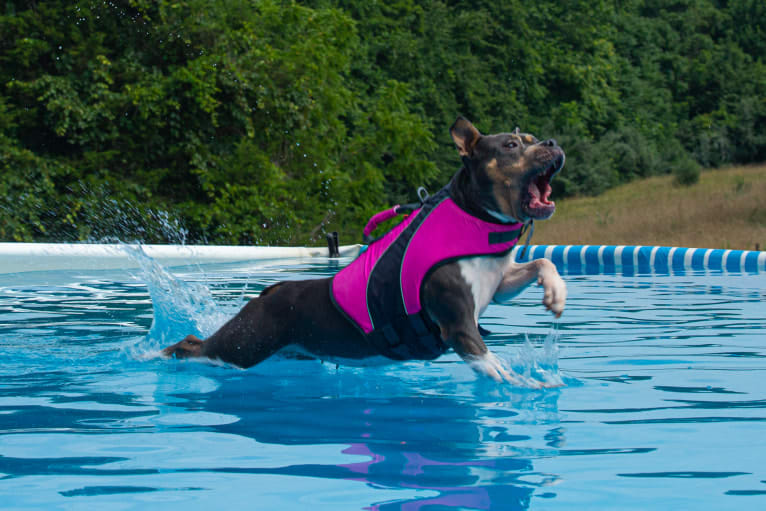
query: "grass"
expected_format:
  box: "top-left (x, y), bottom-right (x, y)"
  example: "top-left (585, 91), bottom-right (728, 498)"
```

top-left (533, 164), bottom-right (766, 251)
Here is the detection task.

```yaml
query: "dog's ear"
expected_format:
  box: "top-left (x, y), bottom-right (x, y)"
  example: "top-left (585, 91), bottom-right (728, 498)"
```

top-left (450, 117), bottom-right (482, 157)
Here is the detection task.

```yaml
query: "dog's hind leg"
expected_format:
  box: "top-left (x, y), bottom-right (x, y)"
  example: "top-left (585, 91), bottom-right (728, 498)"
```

top-left (196, 291), bottom-right (296, 367)
top-left (162, 277), bottom-right (372, 368)
top-left (162, 286), bottom-right (294, 368)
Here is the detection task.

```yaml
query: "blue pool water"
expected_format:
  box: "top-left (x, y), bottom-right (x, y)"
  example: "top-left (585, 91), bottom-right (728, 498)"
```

top-left (1, 249), bottom-right (765, 509)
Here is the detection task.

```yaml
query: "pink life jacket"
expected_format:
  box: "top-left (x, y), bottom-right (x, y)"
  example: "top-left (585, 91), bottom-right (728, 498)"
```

top-left (330, 187), bottom-right (522, 360)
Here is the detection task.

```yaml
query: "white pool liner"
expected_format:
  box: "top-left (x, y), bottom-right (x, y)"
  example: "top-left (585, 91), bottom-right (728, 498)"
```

top-left (0, 242), bottom-right (763, 274)
top-left (0, 242), bottom-right (363, 274)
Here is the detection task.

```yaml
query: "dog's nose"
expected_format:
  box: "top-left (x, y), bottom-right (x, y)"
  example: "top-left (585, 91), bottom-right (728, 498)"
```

top-left (544, 139), bottom-right (557, 147)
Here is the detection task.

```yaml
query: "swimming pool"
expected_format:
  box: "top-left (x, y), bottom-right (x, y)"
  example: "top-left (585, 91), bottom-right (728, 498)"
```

top-left (1, 247), bottom-right (764, 509)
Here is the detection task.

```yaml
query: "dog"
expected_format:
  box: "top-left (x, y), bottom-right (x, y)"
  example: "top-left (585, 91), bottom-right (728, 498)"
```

top-left (162, 117), bottom-right (566, 387)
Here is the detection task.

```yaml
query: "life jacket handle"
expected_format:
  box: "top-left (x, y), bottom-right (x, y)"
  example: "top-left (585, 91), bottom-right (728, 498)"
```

top-left (362, 203), bottom-right (418, 244)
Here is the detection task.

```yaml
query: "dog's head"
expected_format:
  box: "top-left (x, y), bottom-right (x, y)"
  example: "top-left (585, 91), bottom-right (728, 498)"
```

top-left (450, 117), bottom-right (565, 223)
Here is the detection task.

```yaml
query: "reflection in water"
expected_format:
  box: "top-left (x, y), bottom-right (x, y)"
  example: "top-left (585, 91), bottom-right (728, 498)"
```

top-left (187, 364), bottom-right (563, 511)
top-left (0, 362), bottom-right (563, 510)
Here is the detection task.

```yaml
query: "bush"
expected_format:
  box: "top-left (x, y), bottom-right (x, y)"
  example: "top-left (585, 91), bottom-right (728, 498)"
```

top-left (673, 156), bottom-right (702, 186)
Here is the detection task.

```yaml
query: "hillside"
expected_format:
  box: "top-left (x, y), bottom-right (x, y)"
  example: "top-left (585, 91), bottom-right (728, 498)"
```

top-left (533, 165), bottom-right (766, 251)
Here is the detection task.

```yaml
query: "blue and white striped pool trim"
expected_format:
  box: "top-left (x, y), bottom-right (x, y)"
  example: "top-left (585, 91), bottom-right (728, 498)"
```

top-left (511, 245), bottom-right (766, 273)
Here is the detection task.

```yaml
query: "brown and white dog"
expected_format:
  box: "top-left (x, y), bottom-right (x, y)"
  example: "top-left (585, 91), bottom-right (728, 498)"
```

top-left (163, 117), bottom-right (566, 387)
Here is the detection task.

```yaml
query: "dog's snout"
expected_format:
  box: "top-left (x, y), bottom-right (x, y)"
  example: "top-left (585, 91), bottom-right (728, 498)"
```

top-left (543, 138), bottom-right (557, 147)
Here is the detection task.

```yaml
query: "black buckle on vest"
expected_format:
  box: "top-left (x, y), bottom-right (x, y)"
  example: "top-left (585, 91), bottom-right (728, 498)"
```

top-left (382, 324), bottom-right (400, 346)
top-left (489, 229), bottom-right (520, 245)
top-left (409, 313), bottom-right (444, 356)
top-left (409, 314), bottom-right (429, 336)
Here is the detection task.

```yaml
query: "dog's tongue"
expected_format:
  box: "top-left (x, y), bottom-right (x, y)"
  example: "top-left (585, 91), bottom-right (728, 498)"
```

top-left (528, 179), bottom-right (553, 207)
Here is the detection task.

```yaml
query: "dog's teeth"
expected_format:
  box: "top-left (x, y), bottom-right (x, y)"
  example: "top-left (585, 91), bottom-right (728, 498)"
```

top-left (542, 181), bottom-right (553, 203)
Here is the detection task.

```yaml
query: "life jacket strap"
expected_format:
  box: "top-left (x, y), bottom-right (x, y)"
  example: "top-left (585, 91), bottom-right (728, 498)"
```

top-left (518, 220), bottom-right (535, 259)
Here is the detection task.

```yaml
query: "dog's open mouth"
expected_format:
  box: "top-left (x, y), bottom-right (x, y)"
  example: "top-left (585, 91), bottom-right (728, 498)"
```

top-left (522, 155), bottom-right (564, 219)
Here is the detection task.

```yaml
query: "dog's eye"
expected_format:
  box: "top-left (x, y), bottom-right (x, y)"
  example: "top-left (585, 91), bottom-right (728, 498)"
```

top-left (505, 141), bottom-right (518, 149)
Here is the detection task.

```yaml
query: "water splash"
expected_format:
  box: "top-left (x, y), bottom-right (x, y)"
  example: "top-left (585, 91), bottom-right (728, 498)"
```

top-left (82, 194), bottom-right (190, 245)
top-left (505, 330), bottom-right (563, 388)
top-left (462, 329), bottom-right (563, 389)
top-left (120, 244), bottom-right (231, 358)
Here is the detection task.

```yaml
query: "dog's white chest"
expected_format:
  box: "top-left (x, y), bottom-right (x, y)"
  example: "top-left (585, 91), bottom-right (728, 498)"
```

top-left (458, 255), bottom-right (508, 323)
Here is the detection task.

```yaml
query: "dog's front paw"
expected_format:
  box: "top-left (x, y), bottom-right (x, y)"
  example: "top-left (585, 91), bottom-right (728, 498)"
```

top-left (537, 260), bottom-right (566, 318)
top-left (468, 352), bottom-right (554, 388)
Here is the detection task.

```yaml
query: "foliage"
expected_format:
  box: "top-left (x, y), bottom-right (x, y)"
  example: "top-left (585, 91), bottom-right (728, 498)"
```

top-left (0, 0), bottom-right (436, 244)
top-left (673, 154), bottom-right (702, 186)
top-left (1, 0), bottom-right (764, 244)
